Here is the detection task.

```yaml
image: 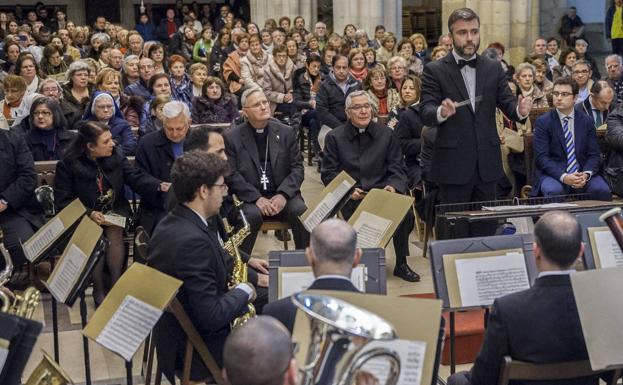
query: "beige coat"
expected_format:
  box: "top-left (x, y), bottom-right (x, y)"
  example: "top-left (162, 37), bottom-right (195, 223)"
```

top-left (240, 51), bottom-right (270, 91)
top-left (260, 56), bottom-right (295, 114)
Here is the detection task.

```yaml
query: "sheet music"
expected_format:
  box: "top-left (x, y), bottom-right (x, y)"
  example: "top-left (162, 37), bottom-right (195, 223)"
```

top-left (593, 230), bottom-right (623, 268)
top-left (103, 214), bottom-right (127, 229)
top-left (48, 244), bottom-right (88, 303)
top-left (361, 339), bottom-right (427, 385)
top-left (279, 265), bottom-right (366, 299)
top-left (23, 217), bottom-right (64, 262)
top-left (0, 341), bottom-right (8, 374)
top-left (303, 180), bottom-right (353, 232)
top-left (455, 252), bottom-right (530, 307)
top-left (96, 295), bottom-right (163, 361)
top-left (353, 211), bottom-right (392, 248)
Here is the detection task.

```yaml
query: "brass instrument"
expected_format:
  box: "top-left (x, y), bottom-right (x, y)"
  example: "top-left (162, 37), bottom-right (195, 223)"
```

top-left (35, 185), bottom-right (56, 217)
top-left (26, 350), bottom-right (74, 385)
top-left (600, 208), bottom-right (623, 250)
top-left (0, 230), bottom-right (41, 319)
top-left (223, 195), bottom-right (255, 328)
top-left (292, 293), bottom-right (401, 385)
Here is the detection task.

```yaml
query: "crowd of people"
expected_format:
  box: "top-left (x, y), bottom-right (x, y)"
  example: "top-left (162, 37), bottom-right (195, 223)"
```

top-left (1, 2), bottom-right (623, 384)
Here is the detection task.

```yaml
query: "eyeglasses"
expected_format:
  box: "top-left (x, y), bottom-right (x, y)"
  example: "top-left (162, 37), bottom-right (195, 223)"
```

top-left (349, 104), bottom-right (371, 111)
top-left (552, 91), bottom-right (573, 98)
top-left (213, 183), bottom-right (228, 190)
top-left (42, 87), bottom-right (59, 94)
top-left (33, 110), bottom-right (52, 117)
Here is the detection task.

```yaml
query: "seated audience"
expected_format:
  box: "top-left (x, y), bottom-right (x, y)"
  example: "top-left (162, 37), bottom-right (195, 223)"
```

top-left (0, 74), bottom-right (40, 129)
top-left (24, 97), bottom-right (76, 161)
top-left (387, 74), bottom-right (421, 130)
top-left (224, 88), bottom-right (309, 254)
top-left (552, 48), bottom-right (576, 80)
top-left (83, 91), bottom-right (137, 155)
top-left (121, 55), bottom-right (140, 89)
top-left (62, 60), bottom-right (92, 124)
top-left (191, 76), bottom-right (238, 124)
top-left (394, 75), bottom-right (424, 190)
top-left (240, 34), bottom-right (269, 91)
top-left (578, 80), bottom-right (614, 129)
top-left (397, 38), bottom-right (423, 76)
top-left (574, 39), bottom-right (600, 80)
top-left (316, 55), bottom-right (362, 130)
top-left (348, 48), bottom-right (367, 82)
top-left (364, 65), bottom-right (399, 120)
top-left (222, 31), bottom-right (249, 98)
top-left (95, 67), bottom-right (143, 128)
top-left (124, 57), bottom-right (154, 98)
top-left (571, 60), bottom-right (593, 104)
top-left (15, 54), bottom-right (43, 95)
top-left (141, 95), bottom-right (171, 137)
top-left (605, 54), bottom-right (623, 106)
top-left (38, 77), bottom-right (81, 129)
top-left (533, 77), bottom-right (611, 200)
top-left (375, 32), bottom-right (396, 67)
top-left (188, 62), bottom-right (208, 99)
top-left (293, 54), bottom-right (322, 158)
top-left (261, 44), bottom-right (295, 116)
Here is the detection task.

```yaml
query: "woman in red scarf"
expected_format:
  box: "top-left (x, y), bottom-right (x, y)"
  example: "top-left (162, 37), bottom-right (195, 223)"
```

top-left (348, 48), bottom-right (368, 82)
top-left (363, 65), bottom-right (400, 120)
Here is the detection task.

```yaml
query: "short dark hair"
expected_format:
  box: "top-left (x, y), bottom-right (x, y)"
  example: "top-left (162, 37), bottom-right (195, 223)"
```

top-left (64, 120), bottom-right (109, 161)
top-left (447, 7), bottom-right (480, 32)
top-left (375, 25), bottom-right (385, 32)
top-left (148, 73), bottom-right (170, 94)
top-left (332, 54), bottom-right (348, 67)
top-left (171, 151), bottom-right (229, 203)
top-left (591, 79), bottom-right (613, 95)
top-left (534, 211), bottom-right (581, 268)
top-left (29, 97), bottom-right (67, 131)
top-left (306, 53), bottom-right (322, 66)
top-left (553, 76), bottom-right (579, 96)
top-left (184, 125), bottom-right (224, 152)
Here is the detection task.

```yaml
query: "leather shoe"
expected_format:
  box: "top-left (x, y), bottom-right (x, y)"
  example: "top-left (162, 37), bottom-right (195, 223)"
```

top-left (393, 263), bottom-right (420, 282)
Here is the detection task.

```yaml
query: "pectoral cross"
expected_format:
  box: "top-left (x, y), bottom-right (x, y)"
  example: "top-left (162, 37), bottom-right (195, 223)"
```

top-left (260, 171), bottom-right (269, 190)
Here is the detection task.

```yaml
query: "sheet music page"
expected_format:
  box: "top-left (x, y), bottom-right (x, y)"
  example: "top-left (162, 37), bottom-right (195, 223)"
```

top-left (48, 244), bottom-right (88, 303)
top-left (0, 340), bottom-right (8, 374)
top-left (96, 295), bottom-right (163, 361)
top-left (361, 339), bottom-right (427, 385)
top-left (103, 214), bottom-right (127, 229)
top-left (455, 252), bottom-right (530, 307)
top-left (593, 230), bottom-right (623, 268)
top-left (23, 217), bottom-right (64, 262)
top-left (303, 180), bottom-right (352, 232)
top-left (353, 211), bottom-right (392, 248)
top-left (279, 266), bottom-right (367, 298)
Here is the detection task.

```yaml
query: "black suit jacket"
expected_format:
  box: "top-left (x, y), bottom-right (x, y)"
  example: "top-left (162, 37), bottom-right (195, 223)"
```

top-left (580, 97), bottom-right (608, 128)
top-left (223, 119), bottom-right (304, 203)
top-left (468, 275), bottom-right (596, 385)
top-left (420, 53), bottom-right (521, 184)
top-left (148, 204), bottom-right (249, 375)
top-left (263, 277), bottom-right (359, 333)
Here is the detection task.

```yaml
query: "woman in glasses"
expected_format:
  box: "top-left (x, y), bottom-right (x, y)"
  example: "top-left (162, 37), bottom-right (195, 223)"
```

top-left (23, 97), bottom-right (76, 161)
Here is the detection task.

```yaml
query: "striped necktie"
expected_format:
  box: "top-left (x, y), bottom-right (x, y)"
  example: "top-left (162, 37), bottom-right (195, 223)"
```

top-left (563, 116), bottom-right (578, 173)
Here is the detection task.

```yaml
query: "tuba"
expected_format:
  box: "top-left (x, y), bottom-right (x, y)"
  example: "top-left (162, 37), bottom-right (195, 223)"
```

top-left (0, 230), bottom-right (41, 319)
top-left (292, 293), bottom-right (401, 385)
top-left (223, 195), bottom-right (255, 328)
top-left (599, 207), bottom-right (623, 250)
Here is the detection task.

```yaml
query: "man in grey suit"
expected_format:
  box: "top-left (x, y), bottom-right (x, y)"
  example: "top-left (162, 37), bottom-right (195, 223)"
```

top-left (224, 88), bottom-right (309, 254)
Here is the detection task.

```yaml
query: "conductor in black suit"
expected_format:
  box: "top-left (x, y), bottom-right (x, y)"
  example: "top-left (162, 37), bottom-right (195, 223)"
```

top-left (263, 218), bottom-right (361, 333)
top-left (420, 8), bottom-right (533, 235)
top-left (224, 88), bottom-right (310, 254)
top-left (148, 152), bottom-right (257, 380)
top-left (448, 211), bottom-right (599, 385)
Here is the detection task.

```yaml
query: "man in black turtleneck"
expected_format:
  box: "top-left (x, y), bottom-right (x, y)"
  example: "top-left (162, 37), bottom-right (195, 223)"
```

top-left (223, 88), bottom-right (309, 254)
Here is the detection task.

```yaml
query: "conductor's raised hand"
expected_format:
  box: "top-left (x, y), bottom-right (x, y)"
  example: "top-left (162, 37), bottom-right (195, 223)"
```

top-left (440, 98), bottom-right (457, 119)
top-left (518, 95), bottom-right (533, 117)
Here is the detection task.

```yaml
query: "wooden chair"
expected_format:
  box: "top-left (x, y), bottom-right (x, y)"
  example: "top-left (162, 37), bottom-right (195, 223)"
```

top-left (497, 356), bottom-right (622, 385)
top-left (260, 220), bottom-right (291, 250)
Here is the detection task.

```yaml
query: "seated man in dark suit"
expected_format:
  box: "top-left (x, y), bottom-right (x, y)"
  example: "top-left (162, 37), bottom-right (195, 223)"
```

top-left (321, 90), bottom-right (419, 282)
top-left (263, 218), bottom-right (361, 332)
top-left (224, 88), bottom-right (310, 254)
top-left (448, 210), bottom-right (596, 385)
top-left (533, 77), bottom-right (611, 200)
top-left (578, 80), bottom-right (614, 129)
top-left (148, 152), bottom-right (256, 381)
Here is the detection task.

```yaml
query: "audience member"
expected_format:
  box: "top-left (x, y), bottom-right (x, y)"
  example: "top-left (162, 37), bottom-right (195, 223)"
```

top-left (191, 76), bottom-right (238, 124)
top-left (23, 97), bottom-right (75, 160)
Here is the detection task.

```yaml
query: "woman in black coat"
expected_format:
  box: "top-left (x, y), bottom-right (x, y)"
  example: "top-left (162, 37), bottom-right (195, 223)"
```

top-left (394, 75), bottom-right (424, 189)
top-left (54, 120), bottom-right (161, 305)
top-left (190, 76), bottom-right (238, 125)
top-left (23, 97), bottom-right (76, 161)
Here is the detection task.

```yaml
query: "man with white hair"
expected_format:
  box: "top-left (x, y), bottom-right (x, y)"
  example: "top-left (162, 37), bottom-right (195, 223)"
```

top-left (605, 54), bottom-right (623, 106)
top-left (107, 48), bottom-right (123, 71)
top-left (321, 90), bottom-right (419, 282)
top-left (135, 100), bottom-right (190, 234)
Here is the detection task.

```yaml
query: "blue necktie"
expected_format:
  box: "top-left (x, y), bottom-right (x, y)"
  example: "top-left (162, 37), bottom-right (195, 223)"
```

top-left (563, 116), bottom-right (578, 173)
top-left (593, 109), bottom-right (603, 127)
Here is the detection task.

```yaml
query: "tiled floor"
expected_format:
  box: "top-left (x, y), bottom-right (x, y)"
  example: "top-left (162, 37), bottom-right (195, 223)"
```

top-left (20, 163), bottom-right (471, 385)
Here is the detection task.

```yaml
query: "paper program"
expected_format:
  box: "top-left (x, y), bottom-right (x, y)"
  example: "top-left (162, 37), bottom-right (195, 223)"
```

top-left (353, 211), bottom-right (392, 248)
top-left (593, 230), bottom-right (623, 268)
top-left (23, 217), bottom-right (64, 262)
top-left (96, 295), bottom-right (163, 361)
top-left (48, 244), bottom-right (88, 303)
top-left (361, 339), bottom-right (427, 385)
top-left (303, 180), bottom-right (352, 232)
top-left (455, 252), bottom-right (530, 307)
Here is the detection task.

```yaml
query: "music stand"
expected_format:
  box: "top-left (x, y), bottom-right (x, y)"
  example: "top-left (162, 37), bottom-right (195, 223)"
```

top-left (428, 234), bottom-right (538, 373)
top-left (267, 248), bottom-right (387, 302)
top-left (575, 210), bottom-right (611, 270)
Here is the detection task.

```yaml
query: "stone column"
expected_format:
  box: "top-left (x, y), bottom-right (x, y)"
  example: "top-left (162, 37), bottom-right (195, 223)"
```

top-left (120, 0), bottom-right (135, 31)
top-left (509, 0), bottom-right (530, 65)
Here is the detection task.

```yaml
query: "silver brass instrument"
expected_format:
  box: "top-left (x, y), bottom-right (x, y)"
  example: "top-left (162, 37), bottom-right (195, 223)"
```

top-left (223, 195), bottom-right (255, 328)
top-left (35, 185), bottom-right (56, 217)
top-left (292, 293), bottom-right (401, 385)
top-left (26, 350), bottom-right (74, 385)
top-left (0, 230), bottom-right (41, 319)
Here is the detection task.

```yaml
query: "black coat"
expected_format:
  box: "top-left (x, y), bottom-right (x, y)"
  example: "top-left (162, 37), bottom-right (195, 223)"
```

top-left (191, 95), bottom-right (238, 125)
top-left (321, 121), bottom-right (407, 193)
top-left (420, 53), bottom-right (521, 185)
top-left (224, 120), bottom-right (304, 203)
top-left (263, 277), bottom-right (359, 333)
top-left (395, 104), bottom-right (424, 188)
top-left (209, 44), bottom-right (234, 77)
top-left (316, 74), bottom-right (362, 128)
top-left (25, 128), bottom-right (76, 161)
top-left (292, 67), bottom-right (319, 110)
top-left (0, 129), bottom-right (42, 226)
top-left (580, 97), bottom-right (609, 128)
top-left (134, 130), bottom-right (177, 234)
top-left (148, 204), bottom-right (249, 379)
top-left (467, 275), bottom-right (598, 385)
top-left (54, 146), bottom-right (160, 217)
top-left (605, 104), bottom-right (623, 194)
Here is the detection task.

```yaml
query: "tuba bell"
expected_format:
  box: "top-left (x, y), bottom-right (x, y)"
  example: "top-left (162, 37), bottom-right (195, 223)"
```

top-left (292, 293), bottom-right (401, 385)
top-left (25, 350), bottom-right (74, 385)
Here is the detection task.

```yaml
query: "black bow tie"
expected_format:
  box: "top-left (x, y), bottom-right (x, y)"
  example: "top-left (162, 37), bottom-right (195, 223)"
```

top-left (458, 59), bottom-right (477, 69)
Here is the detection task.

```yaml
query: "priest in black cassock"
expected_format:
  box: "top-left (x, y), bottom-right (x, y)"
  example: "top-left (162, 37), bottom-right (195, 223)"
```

top-left (223, 88), bottom-right (310, 254)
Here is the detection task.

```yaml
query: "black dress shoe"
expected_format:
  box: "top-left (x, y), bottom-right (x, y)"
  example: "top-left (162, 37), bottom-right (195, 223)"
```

top-left (275, 229), bottom-right (291, 242)
top-left (393, 263), bottom-right (421, 282)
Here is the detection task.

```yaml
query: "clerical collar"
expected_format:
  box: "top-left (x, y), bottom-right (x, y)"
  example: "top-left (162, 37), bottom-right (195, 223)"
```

top-left (255, 128), bottom-right (265, 134)
top-left (452, 49), bottom-right (476, 65)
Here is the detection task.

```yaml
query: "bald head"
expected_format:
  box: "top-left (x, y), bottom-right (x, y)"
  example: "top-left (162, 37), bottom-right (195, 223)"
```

top-left (223, 316), bottom-right (293, 385)
top-left (534, 211), bottom-right (582, 269)
top-left (310, 219), bottom-right (358, 265)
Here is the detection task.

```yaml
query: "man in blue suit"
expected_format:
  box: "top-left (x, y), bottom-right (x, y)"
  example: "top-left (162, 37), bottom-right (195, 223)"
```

top-left (533, 77), bottom-right (611, 200)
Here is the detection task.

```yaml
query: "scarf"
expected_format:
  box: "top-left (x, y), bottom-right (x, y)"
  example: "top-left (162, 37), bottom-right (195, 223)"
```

top-left (3, 98), bottom-right (21, 120)
top-left (350, 67), bottom-right (368, 82)
top-left (372, 88), bottom-right (388, 115)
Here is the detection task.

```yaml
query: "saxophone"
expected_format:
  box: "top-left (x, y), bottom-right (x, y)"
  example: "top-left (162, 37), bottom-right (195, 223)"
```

top-left (0, 230), bottom-right (41, 319)
top-left (223, 195), bottom-right (255, 329)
